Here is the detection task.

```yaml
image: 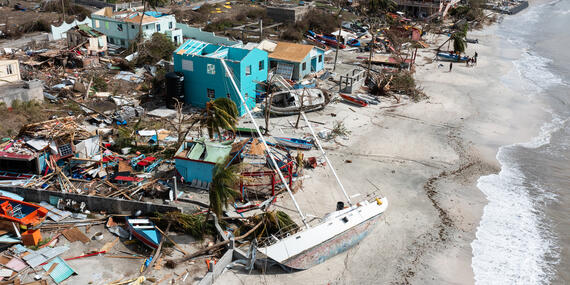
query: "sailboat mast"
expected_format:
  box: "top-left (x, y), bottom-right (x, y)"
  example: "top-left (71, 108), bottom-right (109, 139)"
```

top-left (301, 112), bottom-right (352, 205)
top-left (220, 59), bottom-right (310, 229)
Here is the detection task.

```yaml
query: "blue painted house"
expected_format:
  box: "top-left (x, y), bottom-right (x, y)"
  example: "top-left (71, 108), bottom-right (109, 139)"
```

top-left (91, 8), bottom-right (182, 48)
top-left (267, 41), bottom-right (326, 80)
top-left (173, 39), bottom-right (268, 116)
top-left (174, 139), bottom-right (232, 188)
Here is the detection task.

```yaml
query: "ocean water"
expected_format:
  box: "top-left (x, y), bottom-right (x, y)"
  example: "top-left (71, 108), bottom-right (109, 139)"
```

top-left (471, 1), bottom-right (570, 284)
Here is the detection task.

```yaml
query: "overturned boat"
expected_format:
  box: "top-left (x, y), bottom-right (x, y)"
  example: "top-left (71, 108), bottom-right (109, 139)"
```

top-left (262, 89), bottom-right (330, 116)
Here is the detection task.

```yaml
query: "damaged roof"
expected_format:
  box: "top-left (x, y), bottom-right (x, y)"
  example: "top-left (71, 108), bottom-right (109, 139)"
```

top-left (269, 42), bottom-right (316, 63)
top-left (73, 24), bottom-right (105, 38)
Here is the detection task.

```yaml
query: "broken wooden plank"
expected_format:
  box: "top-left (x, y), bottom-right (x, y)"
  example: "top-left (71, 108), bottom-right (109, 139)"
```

top-left (61, 227), bottom-right (90, 244)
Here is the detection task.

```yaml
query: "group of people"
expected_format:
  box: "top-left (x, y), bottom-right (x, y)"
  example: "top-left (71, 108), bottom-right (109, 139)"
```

top-left (466, 52), bottom-right (478, 67)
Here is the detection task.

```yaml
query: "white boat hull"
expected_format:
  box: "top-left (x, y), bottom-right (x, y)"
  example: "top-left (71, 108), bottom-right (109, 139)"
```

top-left (258, 197), bottom-right (388, 270)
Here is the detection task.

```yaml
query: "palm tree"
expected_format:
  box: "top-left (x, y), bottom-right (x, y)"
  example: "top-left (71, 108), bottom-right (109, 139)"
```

top-left (135, 0), bottom-right (168, 49)
top-left (204, 98), bottom-right (238, 141)
top-left (209, 163), bottom-right (240, 218)
top-left (451, 32), bottom-right (467, 54)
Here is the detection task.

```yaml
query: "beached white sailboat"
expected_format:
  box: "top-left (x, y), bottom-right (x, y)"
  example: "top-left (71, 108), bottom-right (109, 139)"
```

top-left (221, 60), bottom-right (388, 270)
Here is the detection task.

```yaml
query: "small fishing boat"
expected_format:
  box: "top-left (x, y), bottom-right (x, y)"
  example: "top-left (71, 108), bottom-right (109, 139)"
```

top-left (339, 93), bottom-right (368, 107)
top-left (347, 39), bottom-right (361, 47)
top-left (307, 31), bottom-right (346, 49)
top-left (274, 137), bottom-right (313, 150)
top-left (356, 94), bottom-right (380, 105)
top-left (262, 89), bottom-right (329, 116)
top-left (126, 218), bottom-right (162, 249)
top-left (0, 197), bottom-right (48, 226)
top-left (235, 127), bottom-right (260, 137)
top-left (436, 52), bottom-right (469, 62)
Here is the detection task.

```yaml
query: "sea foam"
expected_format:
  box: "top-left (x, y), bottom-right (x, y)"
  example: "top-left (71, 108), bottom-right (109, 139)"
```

top-left (471, 2), bottom-right (564, 284)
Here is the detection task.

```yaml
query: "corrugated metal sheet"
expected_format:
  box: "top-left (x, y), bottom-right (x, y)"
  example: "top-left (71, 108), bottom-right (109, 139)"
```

top-left (5, 257), bottom-right (26, 271)
top-left (39, 202), bottom-right (72, 222)
top-left (23, 246), bottom-right (69, 268)
top-left (43, 256), bottom-right (75, 284)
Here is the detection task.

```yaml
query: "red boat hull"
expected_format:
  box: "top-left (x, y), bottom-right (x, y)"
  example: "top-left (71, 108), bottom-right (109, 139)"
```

top-left (339, 93), bottom-right (368, 107)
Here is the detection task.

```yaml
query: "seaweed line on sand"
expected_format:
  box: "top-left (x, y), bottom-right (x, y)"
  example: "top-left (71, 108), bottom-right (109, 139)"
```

top-left (393, 129), bottom-right (480, 284)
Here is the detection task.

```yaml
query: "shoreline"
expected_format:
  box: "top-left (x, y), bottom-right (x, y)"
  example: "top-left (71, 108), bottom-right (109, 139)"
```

top-left (215, 11), bottom-right (552, 284)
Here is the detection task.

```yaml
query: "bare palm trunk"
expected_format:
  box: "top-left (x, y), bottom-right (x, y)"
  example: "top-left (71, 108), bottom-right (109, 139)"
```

top-left (136, 0), bottom-right (147, 50)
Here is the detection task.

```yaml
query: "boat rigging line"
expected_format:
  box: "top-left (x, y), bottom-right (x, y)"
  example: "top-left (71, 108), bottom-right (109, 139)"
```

top-left (220, 59), bottom-right (310, 229)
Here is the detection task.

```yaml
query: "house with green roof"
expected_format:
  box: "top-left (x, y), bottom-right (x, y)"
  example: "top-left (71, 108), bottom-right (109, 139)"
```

top-left (174, 138), bottom-right (232, 188)
top-left (67, 24), bottom-right (108, 56)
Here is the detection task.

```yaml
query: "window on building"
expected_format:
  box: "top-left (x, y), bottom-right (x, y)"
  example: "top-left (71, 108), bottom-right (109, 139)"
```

top-left (95, 20), bottom-right (100, 28)
top-left (302, 62), bottom-right (306, 70)
top-left (259, 60), bottom-right (264, 71)
top-left (318, 55), bottom-right (323, 62)
top-left (207, 89), bottom-right (215, 99)
top-left (182, 59), bottom-right (193, 71)
top-left (6, 64), bottom-right (13, 75)
top-left (157, 24), bottom-right (161, 32)
top-left (131, 24), bottom-right (135, 29)
top-left (169, 22), bottom-right (173, 29)
top-left (117, 23), bottom-right (123, 31)
top-left (120, 39), bottom-right (125, 46)
top-left (207, 64), bottom-right (215, 75)
top-left (245, 65), bottom-right (251, 75)
top-left (109, 37), bottom-right (114, 44)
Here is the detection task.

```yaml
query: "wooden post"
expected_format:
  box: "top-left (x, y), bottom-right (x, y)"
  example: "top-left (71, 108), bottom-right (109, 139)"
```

top-left (259, 19), bottom-right (263, 40)
top-left (295, 89), bottom-right (305, 128)
top-left (367, 23), bottom-right (375, 79)
top-left (333, 16), bottom-right (342, 71)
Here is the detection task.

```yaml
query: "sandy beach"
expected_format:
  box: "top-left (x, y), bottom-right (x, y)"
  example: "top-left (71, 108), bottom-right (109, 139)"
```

top-left (215, 14), bottom-right (553, 284)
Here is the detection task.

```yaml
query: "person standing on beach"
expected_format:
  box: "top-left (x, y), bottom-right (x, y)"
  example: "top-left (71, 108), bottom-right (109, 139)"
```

top-left (449, 62), bottom-right (453, 72)
top-left (474, 52), bottom-right (478, 66)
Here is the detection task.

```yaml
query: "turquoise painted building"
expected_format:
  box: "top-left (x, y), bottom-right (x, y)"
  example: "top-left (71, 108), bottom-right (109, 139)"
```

top-left (173, 39), bottom-right (268, 116)
top-left (91, 8), bottom-right (182, 48)
top-left (268, 41), bottom-right (326, 80)
top-left (174, 139), bottom-right (232, 187)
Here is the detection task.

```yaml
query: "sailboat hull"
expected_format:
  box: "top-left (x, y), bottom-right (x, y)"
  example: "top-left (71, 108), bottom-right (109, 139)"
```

top-left (281, 213), bottom-right (380, 270)
top-left (259, 198), bottom-right (388, 270)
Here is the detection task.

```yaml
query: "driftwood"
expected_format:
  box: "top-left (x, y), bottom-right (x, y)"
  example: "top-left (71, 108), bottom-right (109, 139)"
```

top-left (154, 225), bottom-right (189, 255)
top-left (165, 220), bottom-right (263, 268)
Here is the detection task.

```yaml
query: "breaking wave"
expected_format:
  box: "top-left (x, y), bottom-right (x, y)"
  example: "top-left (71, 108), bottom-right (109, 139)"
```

top-left (471, 2), bottom-right (565, 284)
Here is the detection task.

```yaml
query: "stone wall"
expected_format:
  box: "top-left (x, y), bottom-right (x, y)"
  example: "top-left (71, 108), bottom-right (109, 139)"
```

top-left (0, 80), bottom-right (43, 107)
top-left (266, 5), bottom-right (309, 23)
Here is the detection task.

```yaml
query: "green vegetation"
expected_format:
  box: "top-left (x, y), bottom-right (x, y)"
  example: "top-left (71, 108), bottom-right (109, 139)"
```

top-left (330, 121), bottom-right (351, 140)
top-left (281, 9), bottom-right (341, 41)
top-left (153, 211), bottom-right (210, 239)
top-left (204, 98), bottom-right (238, 140)
top-left (92, 76), bottom-right (108, 92)
top-left (451, 24), bottom-right (468, 54)
top-left (134, 33), bottom-right (177, 66)
top-left (209, 163), bottom-right (240, 218)
top-left (239, 210), bottom-right (299, 240)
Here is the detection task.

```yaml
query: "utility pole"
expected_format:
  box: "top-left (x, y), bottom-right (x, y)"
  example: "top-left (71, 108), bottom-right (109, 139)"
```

top-left (333, 15), bottom-right (342, 71)
top-left (367, 22), bottom-right (375, 79)
top-left (61, 0), bottom-right (66, 22)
